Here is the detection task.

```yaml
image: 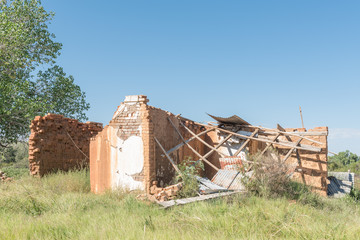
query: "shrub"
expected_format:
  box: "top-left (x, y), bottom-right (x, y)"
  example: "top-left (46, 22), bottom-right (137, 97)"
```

top-left (1, 165), bottom-right (29, 179)
top-left (173, 157), bottom-right (204, 198)
top-left (349, 188), bottom-right (360, 201)
top-left (242, 150), bottom-right (293, 198)
top-left (242, 150), bottom-right (325, 207)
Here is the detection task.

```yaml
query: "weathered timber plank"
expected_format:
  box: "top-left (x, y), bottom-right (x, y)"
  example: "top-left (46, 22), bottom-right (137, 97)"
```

top-left (154, 137), bottom-right (183, 178)
top-left (179, 121), bottom-right (226, 157)
top-left (157, 191), bottom-right (245, 208)
top-left (233, 129), bottom-right (259, 157)
top-left (166, 127), bottom-right (215, 155)
top-left (260, 133), bottom-right (281, 156)
top-left (196, 122), bottom-right (322, 152)
top-left (168, 117), bottom-right (219, 171)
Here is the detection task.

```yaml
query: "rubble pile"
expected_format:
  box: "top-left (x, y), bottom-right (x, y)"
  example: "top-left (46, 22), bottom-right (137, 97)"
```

top-left (148, 181), bottom-right (182, 202)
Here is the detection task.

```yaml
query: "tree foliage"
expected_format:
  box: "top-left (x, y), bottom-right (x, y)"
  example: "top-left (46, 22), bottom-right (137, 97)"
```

top-left (328, 150), bottom-right (360, 173)
top-left (0, 0), bottom-right (89, 147)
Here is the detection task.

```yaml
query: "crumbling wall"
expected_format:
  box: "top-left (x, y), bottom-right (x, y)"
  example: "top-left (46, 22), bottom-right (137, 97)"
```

top-left (147, 106), bottom-right (205, 189)
top-left (89, 95), bottom-right (328, 196)
top-left (275, 127), bottom-right (328, 196)
top-left (205, 126), bottom-right (328, 195)
top-left (90, 95), bottom-right (206, 194)
top-left (90, 95), bottom-right (147, 194)
top-left (29, 114), bottom-right (103, 176)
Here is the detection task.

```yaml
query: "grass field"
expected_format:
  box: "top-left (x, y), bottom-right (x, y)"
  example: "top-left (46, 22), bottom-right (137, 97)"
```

top-left (1, 170), bottom-right (360, 240)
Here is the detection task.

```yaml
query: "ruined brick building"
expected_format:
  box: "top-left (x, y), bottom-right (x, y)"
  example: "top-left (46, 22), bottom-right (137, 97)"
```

top-left (29, 95), bottom-right (329, 195)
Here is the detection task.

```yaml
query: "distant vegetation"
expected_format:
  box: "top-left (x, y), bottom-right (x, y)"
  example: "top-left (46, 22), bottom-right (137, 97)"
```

top-left (328, 150), bottom-right (360, 174)
top-left (0, 0), bottom-right (89, 149)
top-left (0, 142), bottom-right (29, 179)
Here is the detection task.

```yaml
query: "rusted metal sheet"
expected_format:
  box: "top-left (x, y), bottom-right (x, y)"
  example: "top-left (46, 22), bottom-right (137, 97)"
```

top-left (219, 157), bottom-right (243, 171)
top-left (207, 113), bottom-right (250, 125)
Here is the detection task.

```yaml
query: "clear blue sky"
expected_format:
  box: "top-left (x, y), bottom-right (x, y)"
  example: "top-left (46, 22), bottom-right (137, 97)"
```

top-left (42, 1), bottom-right (360, 155)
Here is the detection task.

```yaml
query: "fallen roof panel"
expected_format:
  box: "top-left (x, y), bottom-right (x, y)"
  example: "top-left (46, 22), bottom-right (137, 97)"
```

top-left (207, 113), bottom-right (250, 125)
top-left (157, 190), bottom-right (245, 208)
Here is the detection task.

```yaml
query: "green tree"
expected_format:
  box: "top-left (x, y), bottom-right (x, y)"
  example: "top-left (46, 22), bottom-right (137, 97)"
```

top-left (2, 145), bottom-right (16, 163)
top-left (0, 0), bottom-right (89, 148)
top-left (328, 150), bottom-right (360, 171)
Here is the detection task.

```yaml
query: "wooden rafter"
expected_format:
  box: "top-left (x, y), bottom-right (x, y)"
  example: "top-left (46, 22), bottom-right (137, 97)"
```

top-left (195, 132), bottom-right (235, 163)
top-left (245, 124), bottom-right (324, 145)
top-left (282, 139), bottom-right (302, 163)
top-left (167, 117), bottom-right (219, 171)
top-left (233, 129), bottom-right (259, 157)
top-left (260, 132), bottom-right (281, 156)
top-left (196, 122), bottom-right (321, 153)
top-left (179, 121), bottom-right (226, 157)
top-left (154, 137), bottom-right (183, 178)
top-left (166, 127), bottom-right (215, 155)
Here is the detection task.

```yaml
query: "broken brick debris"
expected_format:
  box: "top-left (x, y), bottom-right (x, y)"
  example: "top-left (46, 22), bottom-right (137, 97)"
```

top-left (148, 180), bottom-right (182, 202)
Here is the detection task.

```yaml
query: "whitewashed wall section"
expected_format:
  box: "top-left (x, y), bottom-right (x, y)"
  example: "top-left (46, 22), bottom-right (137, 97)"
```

top-left (108, 102), bottom-right (145, 191)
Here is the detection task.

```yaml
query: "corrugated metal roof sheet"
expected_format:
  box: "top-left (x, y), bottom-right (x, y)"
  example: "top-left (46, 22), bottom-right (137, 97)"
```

top-left (327, 176), bottom-right (352, 198)
top-left (211, 169), bottom-right (246, 190)
top-left (207, 113), bottom-right (250, 126)
top-left (196, 176), bottom-right (229, 194)
top-left (328, 171), bottom-right (355, 185)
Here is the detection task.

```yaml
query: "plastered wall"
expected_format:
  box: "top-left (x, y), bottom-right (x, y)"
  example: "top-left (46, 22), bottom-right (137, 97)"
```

top-left (90, 95), bottom-right (147, 193)
top-left (29, 114), bottom-right (103, 176)
top-left (90, 96), bottom-right (206, 194)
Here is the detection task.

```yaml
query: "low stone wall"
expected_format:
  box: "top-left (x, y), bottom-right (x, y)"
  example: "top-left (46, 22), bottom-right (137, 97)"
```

top-left (29, 114), bottom-right (103, 176)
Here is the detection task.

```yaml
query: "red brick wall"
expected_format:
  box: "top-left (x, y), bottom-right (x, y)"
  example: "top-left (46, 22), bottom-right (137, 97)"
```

top-left (278, 127), bottom-right (328, 196)
top-left (146, 106), bottom-right (205, 190)
top-left (204, 126), bottom-right (328, 195)
top-left (29, 114), bottom-right (103, 176)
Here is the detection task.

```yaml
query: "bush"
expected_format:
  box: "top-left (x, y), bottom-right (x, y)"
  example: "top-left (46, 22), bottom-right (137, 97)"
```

top-left (173, 157), bottom-right (204, 198)
top-left (0, 142), bottom-right (29, 166)
top-left (1, 165), bottom-right (29, 179)
top-left (242, 151), bottom-right (325, 207)
top-left (242, 151), bottom-right (293, 198)
top-left (349, 188), bottom-right (360, 201)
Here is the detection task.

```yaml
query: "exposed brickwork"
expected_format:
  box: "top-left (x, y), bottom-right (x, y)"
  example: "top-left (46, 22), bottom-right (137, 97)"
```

top-left (89, 95), bottom-right (329, 197)
top-left (204, 126), bottom-right (328, 196)
top-left (279, 127), bottom-right (329, 196)
top-left (29, 114), bottom-right (103, 176)
top-left (90, 96), bottom-right (206, 194)
top-left (140, 103), bottom-right (154, 194)
top-left (146, 106), bottom-right (205, 190)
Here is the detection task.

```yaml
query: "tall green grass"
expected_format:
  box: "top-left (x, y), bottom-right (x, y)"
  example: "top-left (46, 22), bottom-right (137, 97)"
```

top-left (1, 170), bottom-right (360, 239)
